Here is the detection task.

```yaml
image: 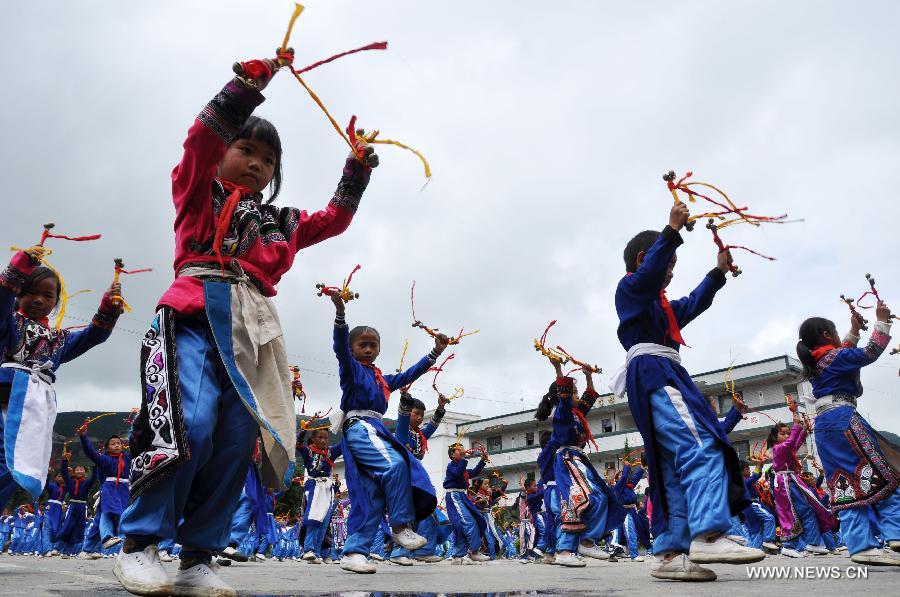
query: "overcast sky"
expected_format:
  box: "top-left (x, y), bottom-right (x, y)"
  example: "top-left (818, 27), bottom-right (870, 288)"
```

top-left (2, 1), bottom-right (898, 431)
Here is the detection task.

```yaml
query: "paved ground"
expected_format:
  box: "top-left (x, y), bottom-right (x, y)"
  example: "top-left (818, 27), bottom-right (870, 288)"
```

top-left (0, 552), bottom-right (895, 596)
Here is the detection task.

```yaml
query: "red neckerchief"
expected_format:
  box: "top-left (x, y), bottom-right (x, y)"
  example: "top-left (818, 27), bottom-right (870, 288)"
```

top-left (214, 178), bottom-right (254, 273)
top-left (74, 478), bottom-right (83, 497)
top-left (18, 309), bottom-right (49, 328)
top-left (658, 290), bottom-right (686, 346)
top-left (114, 453), bottom-right (124, 487)
top-left (309, 444), bottom-right (334, 469)
top-left (56, 485), bottom-right (64, 500)
top-left (572, 407), bottom-right (598, 451)
top-left (361, 362), bottom-right (391, 405)
top-left (811, 345), bottom-right (835, 361)
top-left (415, 427), bottom-right (428, 454)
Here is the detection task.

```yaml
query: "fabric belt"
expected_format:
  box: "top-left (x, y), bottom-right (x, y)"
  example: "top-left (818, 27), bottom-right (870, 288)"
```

top-left (445, 488), bottom-right (467, 493)
top-left (0, 361), bottom-right (55, 385)
top-left (624, 504), bottom-right (637, 509)
top-left (68, 500), bottom-right (86, 504)
top-left (178, 260), bottom-right (264, 294)
top-left (105, 477), bottom-right (129, 484)
top-left (610, 342), bottom-right (681, 398)
top-left (46, 500), bottom-right (63, 505)
top-left (544, 481), bottom-right (556, 487)
top-left (331, 409), bottom-right (383, 435)
top-left (815, 394), bottom-right (857, 415)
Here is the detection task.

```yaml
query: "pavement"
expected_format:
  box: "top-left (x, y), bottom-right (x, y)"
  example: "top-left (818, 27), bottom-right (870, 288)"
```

top-left (0, 551), bottom-right (896, 596)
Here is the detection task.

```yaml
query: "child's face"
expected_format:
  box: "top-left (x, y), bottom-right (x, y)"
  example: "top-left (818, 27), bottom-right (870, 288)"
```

top-left (526, 483), bottom-right (536, 494)
top-left (106, 438), bottom-right (123, 455)
top-left (19, 277), bottom-right (59, 320)
top-left (480, 479), bottom-right (489, 490)
top-left (311, 430), bottom-right (329, 450)
top-left (55, 474), bottom-right (63, 484)
top-left (351, 332), bottom-right (381, 364)
top-left (742, 466), bottom-right (750, 478)
top-left (777, 425), bottom-right (790, 444)
top-left (450, 448), bottom-right (464, 462)
top-left (410, 408), bottom-right (425, 430)
top-left (73, 466), bottom-right (85, 479)
top-left (218, 137), bottom-right (276, 193)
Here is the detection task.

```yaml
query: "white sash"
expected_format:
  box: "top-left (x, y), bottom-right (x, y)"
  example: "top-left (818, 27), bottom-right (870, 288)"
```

top-left (306, 476), bottom-right (335, 523)
top-left (609, 343), bottom-right (682, 398)
top-left (1, 362), bottom-right (57, 498)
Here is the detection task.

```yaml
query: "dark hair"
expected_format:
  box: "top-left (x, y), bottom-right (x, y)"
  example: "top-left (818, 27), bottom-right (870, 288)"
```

top-left (796, 317), bottom-right (836, 379)
top-left (105, 435), bottom-right (122, 450)
top-left (233, 116), bottom-right (283, 203)
top-left (623, 230), bottom-right (660, 273)
top-left (524, 477), bottom-right (536, 489)
top-left (539, 430), bottom-right (552, 448)
top-left (534, 381), bottom-right (560, 421)
top-left (767, 423), bottom-right (788, 449)
top-left (410, 398), bottom-right (427, 412)
top-left (448, 444), bottom-right (463, 458)
top-left (20, 266), bottom-right (61, 305)
top-left (349, 326), bottom-right (380, 344)
top-left (310, 428), bottom-right (330, 440)
top-left (740, 459), bottom-right (749, 470)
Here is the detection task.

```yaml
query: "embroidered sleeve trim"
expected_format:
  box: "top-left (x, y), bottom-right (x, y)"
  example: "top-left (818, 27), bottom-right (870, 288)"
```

top-left (0, 264), bottom-right (27, 295)
top-left (864, 322), bottom-right (891, 358)
top-left (197, 81), bottom-right (260, 144)
top-left (329, 158), bottom-right (371, 214)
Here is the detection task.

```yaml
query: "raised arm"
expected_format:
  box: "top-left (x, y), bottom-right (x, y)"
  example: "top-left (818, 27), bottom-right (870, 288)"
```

top-left (60, 292), bottom-right (121, 366)
top-left (669, 268), bottom-right (727, 329)
top-left (78, 434), bottom-right (104, 466)
top-left (385, 353), bottom-right (436, 392)
top-left (720, 405), bottom-right (743, 434)
top-left (396, 392), bottom-right (414, 447)
top-left (468, 458), bottom-right (487, 478)
top-left (172, 79), bottom-right (265, 217)
top-left (829, 320), bottom-right (892, 373)
top-left (331, 299), bottom-right (360, 389)
top-left (614, 464), bottom-right (632, 495)
top-left (620, 225), bottom-right (684, 304)
top-left (0, 252), bottom-right (38, 350)
top-left (422, 395), bottom-right (449, 439)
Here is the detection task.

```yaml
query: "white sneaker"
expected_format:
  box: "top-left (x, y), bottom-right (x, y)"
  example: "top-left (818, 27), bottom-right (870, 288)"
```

top-left (220, 546), bottom-right (248, 563)
top-left (301, 551), bottom-right (317, 561)
top-left (173, 560), bottom-right (236, 597)
top-left (104, 536), bottom-right (123, 549)
top-left (254, 553), bottom-right (266, 562)
top-left (888, 541), bottom-right (900, 553)
top-left (451, 556), bottom-right (477, 565)
top-left (631, 556), bottom-right (645, 562)
top-left (689, 533), bottom-right (765, 564)
top-left (762, 542), bottom-right (780, 552)
top-left (158, 551), bottom-right (174, 563)
top-left (804, 544), bottom-right (829, 555)
top-left (390, 555), bottom-right (414, 566)
top-left (469, 551), bottom-right (491, 562)
top-left (340, 553), bottom-right (376, 574)
top-left (541, 553), bottom-right (556, 565)
top-left (727, 534), bottom-right (747, 545)
top-left (577, 543), bottom-right (609, 560)
top-left (781, 547), bottom-right (804, 558)
top-left (369, 553), bottom-right (384, 562)
top-left (650, 553), bottom-right (716, 581)
top-left (77, 552), bottom-right (91, 560)
top-left (114, 545), bottom-right (175, 596)
top-left (850, 548), bottom-right (900, 566)
top-left (307, 557), bottom-right (323, 564)
top-left (555, 552), bottom-right (587, 567)
top-left (391, 527), bottom-right (427, 551)
top-left (414, 554), bottom-right (442, 563)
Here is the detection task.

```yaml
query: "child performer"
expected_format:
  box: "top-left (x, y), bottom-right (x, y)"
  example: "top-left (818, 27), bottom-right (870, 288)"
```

top-left (444, 444), bottom-right (491, 564)
top-left (515, 477), bottom-right (540, 561)
top-left (796, 302), bottom-right (899, 565)
top-left (611, 203), bottom-right (763, 581)
top-left (768, 408), bottom-right (836, 557)
top-left (615, 458), bottom-right (648, 561)
top-left (0, 249), bottom-right (122, 509)
top-left (57, 458), bottom-right (97, 556)
top-left (538, 364), bottom-right (623, 567)
top-left (115, 49), bottom-right (379, 596)
top-left (79, 431), bottom-right (130, 549)
top-left (296, 422), bottom-right (342, 563)
top-left (43, 471), bottom-right (67, 556)
top-left (390, 391), bottom-right (450, 564)
top-left (328, 293), bottom-right (447, 573)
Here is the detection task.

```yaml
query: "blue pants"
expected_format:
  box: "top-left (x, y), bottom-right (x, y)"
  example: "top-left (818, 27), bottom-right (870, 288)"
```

top-left (783, 484), bottom-right (825, 550)
top-left (99, 511), bottom-right (120, 542)
top-left (303, 503), bottom-right (334, 557)
top-left (341, 420), bottom-right (414, 556)
top-left (0, 530), bottom-right (11, 552)
top-left (446, 491), bottom-right (481, 558)
top-left (120, 317), bottom-right (258, 552)
top-left (82, 517), bottom-right (101, 554)
top-left (548, 484), bottom-right (609, 553)
top-left (623, 510), bottom-right (640, 557)
top-left (836, 489), bottom-right (900, 555)
top-left (228, 491), bottom-right (254, 548)
top-left (40, 521), bottom-right (61, 554)
top-left (649, 387), bottom-right (732, 554)
top-left (370, 524), bottom-right (386, 558)
top-left (391, 511), bottom-right (438, 559)
top-left (752, 503), bottom-right (776, 545)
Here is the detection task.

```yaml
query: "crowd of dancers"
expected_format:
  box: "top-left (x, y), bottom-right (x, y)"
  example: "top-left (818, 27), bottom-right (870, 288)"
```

top-left (0, 38), bottom-right (897, 597)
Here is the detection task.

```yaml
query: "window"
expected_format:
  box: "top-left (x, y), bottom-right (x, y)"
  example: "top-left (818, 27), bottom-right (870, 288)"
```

top-left (601, 418), bottom-right (613, 433)
top-left (733, 440), bottom-right (750, 462)
top-left (525, 432), bottom-right (535, 446)
top-left (487, 435), bottom-right (502, 453)
top-left (718, 391), bottom-right (743, 413)
top-left (782, 384), bottom-right (798, 398)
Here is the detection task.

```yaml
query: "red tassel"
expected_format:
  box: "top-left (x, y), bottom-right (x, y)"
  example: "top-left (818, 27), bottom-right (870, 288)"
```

top-left (295, 42), bottom-right (388, 74)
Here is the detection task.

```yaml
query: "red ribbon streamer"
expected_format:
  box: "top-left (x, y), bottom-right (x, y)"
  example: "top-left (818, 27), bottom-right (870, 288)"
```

top-left (295, 42), bottom-right (388, 75)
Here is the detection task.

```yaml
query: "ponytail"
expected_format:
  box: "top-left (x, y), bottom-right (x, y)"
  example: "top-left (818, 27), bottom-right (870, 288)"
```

top-left (796, 317), bottom-right (837, 379)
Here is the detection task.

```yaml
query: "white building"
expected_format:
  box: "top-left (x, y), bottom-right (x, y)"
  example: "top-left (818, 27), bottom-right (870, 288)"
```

top-left (333, 355), bottom-right (814, 505)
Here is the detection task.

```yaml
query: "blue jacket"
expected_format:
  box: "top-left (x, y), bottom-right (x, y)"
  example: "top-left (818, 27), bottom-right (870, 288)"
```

top-left (79, 435), bottom-right (130, 514)
top-left (296, 429), bottom-right (342, 477)
top-left (60, 459), bottom-right (97, 500)
top-left (444, 458), bottom-right (486, 490)
top-left (808, 322), bottom-right (892, 399)
top-left (396, 401), bottom-right (444, 460)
